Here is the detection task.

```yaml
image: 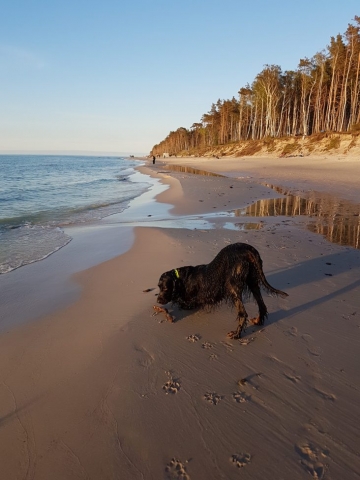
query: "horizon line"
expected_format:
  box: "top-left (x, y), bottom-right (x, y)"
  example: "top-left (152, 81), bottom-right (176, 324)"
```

top-left (0, 149), bottom-right (148, 157)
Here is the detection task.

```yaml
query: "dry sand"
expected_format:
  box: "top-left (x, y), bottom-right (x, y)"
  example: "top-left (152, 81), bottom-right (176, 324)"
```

top-left (1, 155), bottom-right (360, 479)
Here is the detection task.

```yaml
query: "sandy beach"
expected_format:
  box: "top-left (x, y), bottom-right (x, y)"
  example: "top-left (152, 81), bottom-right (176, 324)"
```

top-left (1, 155), bottom-right (360, 479)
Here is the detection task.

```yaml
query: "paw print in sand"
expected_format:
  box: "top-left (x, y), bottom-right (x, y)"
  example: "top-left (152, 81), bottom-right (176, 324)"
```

top-left (238, 337), bottom-right (255, 346)
top-left (203, 392), bottom-right (223, 405)
top-left (232, 391), bottom-right (249, 403)
top-left (165, 457), bottom-right (190, 479)
top-left (231, 452), bottom-right (251, 468)
top-left (295, 441), bottom-right (328, 479)
top-left (163, 378), bottom-right (181, 394)
top-left (186, 334), bottom-right (200, 342)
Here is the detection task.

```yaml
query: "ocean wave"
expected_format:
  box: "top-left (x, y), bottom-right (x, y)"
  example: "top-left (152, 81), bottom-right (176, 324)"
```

top-left (0, 224), bottom-right (72, 274)
top-left (0, 155), bottom-right (147, 274)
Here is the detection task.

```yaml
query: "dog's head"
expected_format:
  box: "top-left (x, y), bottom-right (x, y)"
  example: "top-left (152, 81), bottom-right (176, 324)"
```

top-left (157, 269), bottom-right (180, 305)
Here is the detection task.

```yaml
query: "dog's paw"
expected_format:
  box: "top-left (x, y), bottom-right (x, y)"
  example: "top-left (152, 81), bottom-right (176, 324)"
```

top-left (250, 316), bottom-right (263, 325)
top-left (227, 330), bottom-right (241, 340)
top-left (152, 305), bottom-right (175, 323)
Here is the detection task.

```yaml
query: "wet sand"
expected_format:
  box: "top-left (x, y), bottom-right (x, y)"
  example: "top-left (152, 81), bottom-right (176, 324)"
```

top-left (1, 156), bottom-right (360, 479)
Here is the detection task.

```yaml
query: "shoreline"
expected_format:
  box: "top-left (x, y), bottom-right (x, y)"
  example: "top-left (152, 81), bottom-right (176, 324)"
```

top-left (0, 159), bottom-right (281, 333)
top-left (0, 163), bottom-right (168, 332)
top-left (154, 154), bottom-right (360, 203)
top-left (1, 155), bottom-right (360, 479)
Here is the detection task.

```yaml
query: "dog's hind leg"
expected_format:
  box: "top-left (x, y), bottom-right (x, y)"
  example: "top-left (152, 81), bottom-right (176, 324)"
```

top-left (248, 282), bottom-right (268, 326)
top-left (227, 298), bottom-right (248, 339)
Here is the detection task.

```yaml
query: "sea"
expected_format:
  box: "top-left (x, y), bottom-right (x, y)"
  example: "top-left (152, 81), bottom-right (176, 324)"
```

top-left (0, 154), bottom-right (149, 274)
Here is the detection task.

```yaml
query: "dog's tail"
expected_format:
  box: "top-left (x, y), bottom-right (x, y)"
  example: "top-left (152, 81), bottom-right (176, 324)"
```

top-left (250, 251), bottom-right (288, 298)
top-left (261, 277), bottom-right (288, 298)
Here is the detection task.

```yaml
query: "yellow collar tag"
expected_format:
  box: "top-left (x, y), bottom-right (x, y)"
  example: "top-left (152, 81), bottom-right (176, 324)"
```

top-left (174, 269), bottom-right (180, 278)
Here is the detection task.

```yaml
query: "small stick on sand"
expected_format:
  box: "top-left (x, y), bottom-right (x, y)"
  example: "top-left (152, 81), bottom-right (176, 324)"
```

top-left (152, 305), bottom-right (175, 323)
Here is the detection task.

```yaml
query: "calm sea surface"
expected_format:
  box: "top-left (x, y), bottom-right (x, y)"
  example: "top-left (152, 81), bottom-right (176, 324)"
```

top-left (0, 155), bottom-right (148, 274)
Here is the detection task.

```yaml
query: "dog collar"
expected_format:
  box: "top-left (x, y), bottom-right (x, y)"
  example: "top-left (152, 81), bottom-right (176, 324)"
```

top-left (174, 269), bottom-right (180, 279)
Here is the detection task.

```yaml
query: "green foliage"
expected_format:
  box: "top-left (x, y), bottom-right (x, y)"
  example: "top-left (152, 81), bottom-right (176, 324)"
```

top-left (151, 17), bottom-right (360, 156)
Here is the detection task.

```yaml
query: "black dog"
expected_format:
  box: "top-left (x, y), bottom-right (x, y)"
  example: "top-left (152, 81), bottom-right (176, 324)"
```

top-left (157, 242), bottom-right (288, 339)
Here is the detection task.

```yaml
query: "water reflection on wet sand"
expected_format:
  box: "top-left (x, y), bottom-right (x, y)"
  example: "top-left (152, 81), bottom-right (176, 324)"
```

top-left (163, 164), bottom-right (226, 177)
top-left (237, 184), bottom-right (360, 249)
top-left (159, 164), bottom-right (360, 250)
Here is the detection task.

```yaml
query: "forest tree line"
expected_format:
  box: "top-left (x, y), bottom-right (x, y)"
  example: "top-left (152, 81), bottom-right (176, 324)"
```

top-left (152, 17), bottom-right (360, 156)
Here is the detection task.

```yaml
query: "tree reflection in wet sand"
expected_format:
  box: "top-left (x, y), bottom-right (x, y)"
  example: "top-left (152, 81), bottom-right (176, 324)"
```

top-left (237, 184), bottom-right (360, 249)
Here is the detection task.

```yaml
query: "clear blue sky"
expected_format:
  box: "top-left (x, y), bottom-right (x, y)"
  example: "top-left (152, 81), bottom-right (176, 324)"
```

top-left (0, 1), bottom-right (359, 156)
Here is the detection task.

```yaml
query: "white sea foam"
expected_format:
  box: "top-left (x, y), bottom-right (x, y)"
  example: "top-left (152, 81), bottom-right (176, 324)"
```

top-left (0, 155), bottom-right (148, 274)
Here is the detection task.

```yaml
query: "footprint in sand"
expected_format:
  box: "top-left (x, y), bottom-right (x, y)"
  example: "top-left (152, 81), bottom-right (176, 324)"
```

top-left (220, 341), bottom-right (234, 352)
top-left (301, 334), bottom-right (322, 357)
top-left (301, 333), bottom-right (314, 343)
top-left (186, 334), bottom-right (200, 343)
top-left (203, 392), bottom-right (223, 405)
top-left (307, 347), bottom-right (322, 357)
top-left (283, 372), bottom-right (301, 384)
top-left (209, 353), bottom-right (218, 360)
top-left (232, 391), bottom-right (249, 403)
top-left (285, 326), bottom-right (298, 337)
top-left (295, 441), bottom-right (328, 479)
top-left (201, 341), bottom-right (214, 349)
top-left (314, 387), bottom-right (336, 402)
top-left (163, 378), bottom-right (181, 395)
top-left (165, 457), bottom-right (190, 479)
top-left (238, 337), bottom-right (255, 346)
top-left (268, 355), bottom-right (286, 366)
top-left (134, 346), bottom-right (155, 368)
top-left (342, 311), bottom-right (357, 320)
top-left (230, 452), bottom-right (251, 468)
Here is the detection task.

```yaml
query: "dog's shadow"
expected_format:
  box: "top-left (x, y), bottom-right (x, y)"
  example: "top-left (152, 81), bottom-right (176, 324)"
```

top-left (266, 250), bottom-right (360, 328)
top-left (158, 302), bottom-right (202, 323)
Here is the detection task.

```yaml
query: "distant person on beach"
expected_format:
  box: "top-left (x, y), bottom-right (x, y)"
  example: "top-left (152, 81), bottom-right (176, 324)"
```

top-left (152, 155), bottom-right (156, 164)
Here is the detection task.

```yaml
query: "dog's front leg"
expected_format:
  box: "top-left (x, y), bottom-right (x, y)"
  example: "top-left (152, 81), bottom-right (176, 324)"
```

top-left (227, 299), bottom-right (248, 339)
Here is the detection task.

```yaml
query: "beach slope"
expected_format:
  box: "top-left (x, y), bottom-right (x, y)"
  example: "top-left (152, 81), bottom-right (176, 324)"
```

top-left (1, 157), bottom-right (360, 479)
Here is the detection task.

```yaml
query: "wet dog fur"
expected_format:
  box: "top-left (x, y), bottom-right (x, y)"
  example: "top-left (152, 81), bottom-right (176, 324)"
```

top-left (157, 242), bottom-right (288, 339)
